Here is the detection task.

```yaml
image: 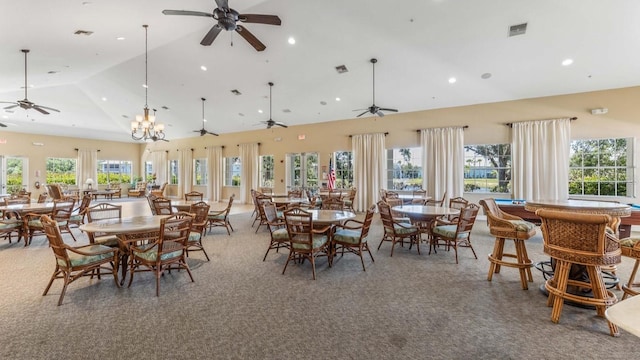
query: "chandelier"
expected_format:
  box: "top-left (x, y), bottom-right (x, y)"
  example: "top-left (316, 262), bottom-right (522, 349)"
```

top-left (131, 24), bottom-right (166, 142)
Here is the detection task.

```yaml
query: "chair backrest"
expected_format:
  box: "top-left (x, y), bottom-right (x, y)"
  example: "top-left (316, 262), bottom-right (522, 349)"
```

top-left (255, 194), bottom-right (272, 220)
top-left (287, 189), bottom-right (303, 198)
top-left (86, 203), bottom-right (122, 223)
top-left (377, 200), bottom-right (396, 235)
top-left (153, 197), bottom-right (173, 215)
top-left (426, 191), bottom-right (447, 207)
top-left (46, 184), bottom-right (63, 200)
top-left (348, 188), bottom-right (357, 201)
top-left (146, 195), bottom-right (158, 215)
top-left (260, 187), bottom-right (273, 195)
top-left (284, 207), bottom-right (314, 247)
top-left (412, 189), bottom-right (427, 198)
top-left (454, 203), bottom-right (480, 237)
top-left (536, 208), bottom-right (621, 266)
top-left (410, 198), bottom-right (427, 205)
top-left (224, 194), bottom-right (235, 215)
top-left (4, 197), bottom-right (29, 206)
top-left (158, 213), bottom-right (193, 256)
top-left (76, 194), bottom-right (92, 213)
top-left (263, 202), bottom-right (284, 233)
top-left (136, 181), bottom-right (148, 191)
top-left (384, 191), bottom-right (399, 200)
top-left (448, 196), bottom-right (469, 220)
top-left (41, 215), bottom-right (69, 266)
top-left (37, 193), bottom-right (48, 203)
top-left (321, 197), bottom-right (343, 210)
top-left (385, 198), bottom-right (404, 218)
top-left (359, 204), bottom-right (377, 240)
top-left (478, 198), bottom-right (520, 227)
top-left (53, 198), bottom-right (75, 221)
top-left (189, 201), bottom-right (210, 227)
top-left (184, 191), bottom-right (204, 201)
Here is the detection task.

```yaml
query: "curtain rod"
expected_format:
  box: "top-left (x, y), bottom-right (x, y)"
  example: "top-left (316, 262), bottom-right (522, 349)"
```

top-left (505, 117), bottom-right (577, 127)
top-left (415, 125), bottom-right (468, 133)
top-left (204, 145), bottom-right (225, 149)
top-left (176, 148), bottom-right (194, 151)
top-left (237, 142), bottom-right (261, 146)
top-left (74, 148), bottom-right (101, 152)
top-left (348, 132), bottom-right (388, 138)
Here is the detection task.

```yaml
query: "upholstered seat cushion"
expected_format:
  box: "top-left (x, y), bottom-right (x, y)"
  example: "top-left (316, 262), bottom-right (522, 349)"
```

top-left (57, 244), bottom-right (114, 267)
top-left (433, 225), bottom-right (469, 239)
top-left (188, 231), bottom-right (201, 242)
top-left (94, 235), bottom-right (119, 247)
top-left (208, 214), bottom-right (225, 220)
top-left (132, 243), bottom-right (182, 262)
top-left (393, 223), bottom-right (418, 234)
top-left (393, 217), bottom-right (412, 224)
top-left (333, 229), bottom-right (366, 244)
top-left (507, 220), bottom-right (535, 232)
top-left (69, 214), bottom-right (83, 222)
top-left (620, 237), bottom-right (640, 248)
top-left (0, 221), bottom-right (22, 230)
top-left (292, 235), bottom-right (328, 250)
top-left (28, 219), bottom-right (43, 228)
top-left (272, 228), bottom-right (289, 241)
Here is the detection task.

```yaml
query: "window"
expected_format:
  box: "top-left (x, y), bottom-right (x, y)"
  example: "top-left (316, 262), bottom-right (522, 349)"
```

top-left (97, 160), bottom-right (132, 184)
top-left (46, 158), bottom-right (77, 185)
top-left (287, 153), bottom-right (318, 189)
top-left (334, 151), bottom-right (353, 188)
top-left (194, 159), bottom-right (207, 186)
top-left (169, 160), bottom-right (178, 185)
top-left (386, 148), bottom-right (422, 191)
top-left (463, 144), bottom-right (511, 193)
top-left (569, 138), bottom-right (634, 197)
top-left (5, 156), bottom-right (27, 194)
top-left (259, 155), bottom-right (274, 187)
top-left (224, 157), bottom-right (241, 186)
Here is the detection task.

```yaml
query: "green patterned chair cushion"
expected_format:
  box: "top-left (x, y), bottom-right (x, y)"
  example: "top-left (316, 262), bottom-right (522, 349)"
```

top-left (393, 217), bottom-right (412, 224)
top-left (69, 214), bottom-right (83, 222)
top-left (507, 220), bottom-right (535, 231)
top-left (333, 229), bottom-right (366, 245)
top-left (94, 235), bottom-right (119, 247)
top-left (0, 221), bottom-right (22, 230)
top-left (620, 237), bottom-right (640, 248)
top-left (188, 231), bottom-right (201, 242)
top-left (132, 244), bottom-right (182, 262)
top-left (292, 235), bottom-right (328, 250)
top-left (433, 225), bottom-right (469, 239)
top-left (208, 214), bottom-right (225, 220)
top-left (28, 219), bottom-right (43, 228)
top-left (272, 228), bottom-right (289, 241)
top-left (57, 244), bottom-right (114, 268)
top-left (343, 200), bottom-right (353, 206)
top-left (394, 223), bottom-right (418, 234)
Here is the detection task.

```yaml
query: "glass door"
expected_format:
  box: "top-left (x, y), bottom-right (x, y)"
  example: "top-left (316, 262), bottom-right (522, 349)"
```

top-left (286, 152), bottom-right (319, 191)
top-left (3, 156), bottom-right (28, 195)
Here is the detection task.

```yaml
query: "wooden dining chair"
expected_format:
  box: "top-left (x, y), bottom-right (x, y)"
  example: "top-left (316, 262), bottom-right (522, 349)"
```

top-left (207, 194), bottom-right (235, 235)
top-left (68, 194), bottom-right (92, 228)
top-left (152, 197), bottom-right (173, 215)
top-left (321, 197), bottom-right (344, 210)
top-left (377, 200), bottom-right (420, 256)
top-left (282, 207), bottom-right (331, 280)
top-left (426, 192), bottom-right (447, 207)
top-left (430, 203), bottom-right (480, 263)
top-left (184, 191), bottom-right (204, 201)
top-left (262, 201), bottom-right (290, 261)
top-left (331, 204), bottom-right (376, 271)
top-left (187, 201), bottom-right (210, 261)
top-left (24, 198), bottom-right (77, 245)
top-left (85, 203), bottom-right (122, 247)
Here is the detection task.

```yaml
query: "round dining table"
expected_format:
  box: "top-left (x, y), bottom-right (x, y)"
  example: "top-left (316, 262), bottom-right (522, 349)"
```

top-left (170, 200), bottom-right (219, 212)
top-left (391, 205), bottom-right (459, 222)
top-left (306, 209), bottom-right (356, 225)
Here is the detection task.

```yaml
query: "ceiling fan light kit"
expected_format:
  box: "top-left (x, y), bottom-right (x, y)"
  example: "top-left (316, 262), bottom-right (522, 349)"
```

top-left (354, 58), bottom-right (398, 118)
top-left (131, 25), bottom-right (167, 142)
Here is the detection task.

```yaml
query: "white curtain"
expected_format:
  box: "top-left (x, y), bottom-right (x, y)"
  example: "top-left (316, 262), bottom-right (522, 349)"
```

top-left (420, 127), bottom-right (465, 203)
top-left (352, 133), bottom-right (386, 212)
top-left (512, 118), bottom-right (571, 200)
top-left (239, 143), bottom-right (259, 204)
top-left (76, 148), bottom-right (97, 188)
top-left (151, 151), bottom-right (168, 185)
top-left (207, 146), bottom-right (223, 201)
top-left (177, 148), bottom-right (193, 200)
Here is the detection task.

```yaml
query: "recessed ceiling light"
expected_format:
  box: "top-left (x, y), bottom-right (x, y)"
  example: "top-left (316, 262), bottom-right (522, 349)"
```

top-left (116, 37), bottom-right (125, 41)
top-left (448, 77), bottom-right (457, 84)
top-left (288, 37), bottom-right (296, 45)
top-left (258, 109), bottom-right (263, 113)
top-left (101, 97), bottom-right (107, 101)
top-left (200, 65), bottom-right (207, 71)
top-left (203, 118), bottom-right (207, 122)
top-left (142, 84), bottom-right (148, 88)
top-left (562, 58), bottom-right (574, 66)
top-left (335, 97), bottom-right (341, 101)
top-left (2, 116), bottom-right (7, 119)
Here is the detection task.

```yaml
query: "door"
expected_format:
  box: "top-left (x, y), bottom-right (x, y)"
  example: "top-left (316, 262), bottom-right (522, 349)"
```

top-left (286, 152), bottom-right (318, 190)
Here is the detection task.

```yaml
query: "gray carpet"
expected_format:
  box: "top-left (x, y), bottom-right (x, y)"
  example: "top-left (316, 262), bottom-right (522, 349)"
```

top-left (0, 211), bottom-right (636, 359)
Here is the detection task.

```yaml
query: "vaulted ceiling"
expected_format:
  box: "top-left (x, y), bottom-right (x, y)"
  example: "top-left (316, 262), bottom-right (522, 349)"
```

top-left (1, 0), bottom-right (639, 142)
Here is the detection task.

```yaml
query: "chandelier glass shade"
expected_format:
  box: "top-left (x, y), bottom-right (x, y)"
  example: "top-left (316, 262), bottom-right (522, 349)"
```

top-left (131, 24), bottom-right (165, 142)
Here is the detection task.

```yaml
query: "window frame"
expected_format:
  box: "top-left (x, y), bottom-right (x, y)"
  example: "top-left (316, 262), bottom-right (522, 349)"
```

top-left (463, 144), bottom-right (512, 194)
top-left (224, 157), bottom-right (241, 187)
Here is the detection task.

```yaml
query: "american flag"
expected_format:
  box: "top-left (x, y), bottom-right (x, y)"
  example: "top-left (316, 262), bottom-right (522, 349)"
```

top-left (328, 159), bottom-right (336, 190)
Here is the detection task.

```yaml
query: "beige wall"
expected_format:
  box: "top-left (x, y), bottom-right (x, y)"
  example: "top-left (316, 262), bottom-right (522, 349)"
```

top-left (2, 86), bottom-right (639, 203)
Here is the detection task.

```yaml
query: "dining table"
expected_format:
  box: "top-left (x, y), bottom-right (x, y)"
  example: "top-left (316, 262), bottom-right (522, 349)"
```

top-left (306, 209), bottom-right (356, 225)
top-left (171, 200), bottom-right (219, 212)
top-left (391, 204), bottom-right (459, 223)
top-left (79, 215), bottom-right (170, 284)
top-left (605, 295), bottom-right (640, 338)
top-left (0, 202), bottom-right (55, 216)
top-left (272, 197), bottom-right (310, 207)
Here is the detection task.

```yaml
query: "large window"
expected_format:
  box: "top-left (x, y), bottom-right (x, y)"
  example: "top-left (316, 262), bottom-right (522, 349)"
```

top-left (464, 144), bottom-right (511, 193)
top-left (5, 157), bottom-right (27, 194)
top-left (194, 159), bottom-right (207, 186)
top-left (46, 158), bottom-right (77, 185)
top-left (224, 157), bottom-right (241, 186)
top-left (287, 153), bottom-right (318, 189)
top-left (169, 160), bottom-right (178, 185)
top-left (569, 138), bottom-right (634, 197)
top-left (97, 160), bottom-right (132, 185)
top-left (260, 155), bottom-right (274, 187)
top-left (334, 151), bottom-right (353, 189)
top-left (386, 148), bottom-right (422, 191)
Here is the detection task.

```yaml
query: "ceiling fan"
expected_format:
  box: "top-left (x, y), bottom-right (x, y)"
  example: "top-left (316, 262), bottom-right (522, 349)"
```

top-left (193, 98), bottom-right (219, 136)
top-left (0, 49), bottom-right (60, 115)
top-left (260, 82), bottom-right (287, 129)
top-left (162, 0), bottom-right (281, 51)
top-left (354, 58), bottom-right (397, 117)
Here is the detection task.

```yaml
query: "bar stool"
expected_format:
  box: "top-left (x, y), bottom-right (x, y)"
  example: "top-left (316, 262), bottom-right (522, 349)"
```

top-left (480, 198), bottom-right (536, 290)
top-left (620, 236), bottom-right (640, 299)
top-left (537, 209), bottom-right (621, 337)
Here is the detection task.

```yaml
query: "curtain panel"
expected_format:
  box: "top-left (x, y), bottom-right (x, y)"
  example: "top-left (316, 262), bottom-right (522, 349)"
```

top-left (177, 148), bottom-right (193, 200)
top-left (206, 146), bottom-right (223, 202)
top-left (76, 148), bottom-right (98, 188)
top-left (239, 143), bottom-right (259, 204)
top-left (512, 118), bottom-right (571, 200)
top-left (420, 127), bottom-right (465, 203)
top-left (151, 151), bottom-right (168, 185)
top-left (352, 133), bottom-right (386, 212)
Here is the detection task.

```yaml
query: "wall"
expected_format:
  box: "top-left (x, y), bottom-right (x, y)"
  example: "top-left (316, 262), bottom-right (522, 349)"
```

top-left (1, 86), bottom-right (638, 204)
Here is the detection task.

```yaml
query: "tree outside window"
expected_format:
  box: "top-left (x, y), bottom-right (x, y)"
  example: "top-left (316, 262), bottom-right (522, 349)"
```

top-left (46, 158), bottom-right (77, 185)
top-left (386, 148), bottom-right (422, 190)
top-left (463, 144), bottom-right (511, 193)
top-left (169, 160), bottom-right (178, 185)
top-left (334, 151), bottom-right (353, 188)
top-left (260, 155), bottom-right (274, 187)
top-left (194, 159), bottom-right (207, 186)
top-left (224, 157), bottom-right (241, 187)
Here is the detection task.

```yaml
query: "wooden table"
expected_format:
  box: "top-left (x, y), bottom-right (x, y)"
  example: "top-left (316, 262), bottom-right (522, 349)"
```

top-left (306, 209), bottom-right (356, 225)
top-left (391, 205), bottom-right (459, 223)
top-left (171, 200), bottom-right (218, 212)
top-left (605, 295), bottom-right (640, 337)
top-left (79, 215), bottom-right (170, 283)
top-left (0, 202), bottom-right (55, 215)
top-left (90, 190), bottom-right (115, 200)
top-left (273, 197), bottom-right (309, 207)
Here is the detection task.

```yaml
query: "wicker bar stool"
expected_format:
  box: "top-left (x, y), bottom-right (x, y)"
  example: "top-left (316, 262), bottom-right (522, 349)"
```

top-left (537, 209), bottom-right (621, 337)
top-left (480, 198), bottom-right (536, 290)
top-left (620, 236), bottom-right (640, 299)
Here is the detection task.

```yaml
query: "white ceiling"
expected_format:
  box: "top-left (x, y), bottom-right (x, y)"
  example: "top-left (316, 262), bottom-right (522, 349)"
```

top-left (1, 0), bottom-right (640, 142)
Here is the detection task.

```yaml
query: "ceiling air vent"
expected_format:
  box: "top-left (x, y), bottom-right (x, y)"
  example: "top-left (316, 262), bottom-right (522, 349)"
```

top-left (508, 23), bottom-right (527, 37)
top-left (231, 89), bottom-right (241, 96)
top-left (282, 109), bottom-right (291, 113)
top-left (74, 30), bottom-right (94, 36)
top-left (335, 65), bottom-right (348, 74)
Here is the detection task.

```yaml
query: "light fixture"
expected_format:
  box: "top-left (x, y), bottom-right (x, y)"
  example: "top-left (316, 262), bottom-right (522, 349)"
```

top-left (562, 58), bottom-right (573, 66)
top-left (131, 25), bottom-right (166, 142)
top-left (85, 178), bottom-right (94, 190)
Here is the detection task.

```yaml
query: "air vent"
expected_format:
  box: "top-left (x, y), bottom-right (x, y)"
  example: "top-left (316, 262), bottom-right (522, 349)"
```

top-left (47, 70), bottom-right (59, 74)
top-left (161, 106), bottom-right (170, 110)
top-left (231, 89), bottom-right (242, 95)
top-left (74, 30), bottom-right (94, 36)
top-left (335, 65), bottom-right (348, 74)
top-left (282, 109), bottom-right (291, 113)
top-left (508, 23), bottom-right (527, 37)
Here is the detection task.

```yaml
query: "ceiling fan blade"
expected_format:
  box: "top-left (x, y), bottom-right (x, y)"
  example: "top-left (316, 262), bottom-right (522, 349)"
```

top-left (201, 25), bottom-right (223, 46)
top-left (0, 123), bottom-right (7, 128)
top-left (3, 104), bottom-right (19, 110)
top-left (33, 106), bottom-right (50, 115)
top-left (236, 25), bottom-right (266, 51)
top-left (275, 122), bottom-right (288, 128)
top-left (376, 111), bottom-right (385, 117)
top-left (162, 10), bottom-right (213, 18)
top-left (207, 131), bottom-right (220, 136)
top-left (239, 14), bottom-right (282, 26)
top-left (379, 108), bottom-right (398, 113)
top-left (215, 0), bottom-right (229, 9)
top-left (193, 130), bottom-right (201, 132)
top-left (35, 105), bottom-right (60, 112)
top-left (356, 110), bottom-right (369, 117)
top-left (352, 108), bottom-right (367, 112)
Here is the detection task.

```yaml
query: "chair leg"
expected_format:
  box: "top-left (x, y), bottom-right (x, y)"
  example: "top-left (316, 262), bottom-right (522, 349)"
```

top-left (623, 259), bottom-right (640, 300)
top-left (57, 273), bottom-right (72, 306)
top-left (282, 250), bottom-right (294, 275)
top-left (43, 267), bottom-right (60, 296)
top-left (587, 266), bottom-right (619, 337)
top-left (310, 254), bottom-right (317, 280)
top-left (549, 261), bottom-right (571, 324)
top-left (487, 237), bottom-right (505, 281)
